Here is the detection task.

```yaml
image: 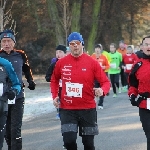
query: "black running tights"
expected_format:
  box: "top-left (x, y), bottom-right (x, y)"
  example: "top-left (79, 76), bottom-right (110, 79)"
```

top-left (63, 132), bottom-right (95, 150)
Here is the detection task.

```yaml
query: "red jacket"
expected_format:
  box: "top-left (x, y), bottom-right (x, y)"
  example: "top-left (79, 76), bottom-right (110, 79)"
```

top-left (123, 53), bottom-right (138, 73)
top-left (128, 58), bottom-right (150, 109)
top-left (50, 53), bottom-right (110, 110)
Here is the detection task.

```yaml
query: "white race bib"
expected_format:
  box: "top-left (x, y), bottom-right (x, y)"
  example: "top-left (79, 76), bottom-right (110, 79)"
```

top-left (0, 83), bottom-right (3, 96)
top-left (126, 64), bottom-right (133, 70)
top-left (66, 82), bottom-right (83, 98)
top-left (8, 97), bottom-right (16, 104)
top-left (147, 98), bottom-right (150, 110)
top-left (110, 63), bottom-right (116, 69)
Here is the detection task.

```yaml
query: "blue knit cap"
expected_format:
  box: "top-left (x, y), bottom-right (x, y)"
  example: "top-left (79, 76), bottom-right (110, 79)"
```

top-left (0, 29), bottom-right (16, 43)
top-left (67, 32), bottom-right (84, 45)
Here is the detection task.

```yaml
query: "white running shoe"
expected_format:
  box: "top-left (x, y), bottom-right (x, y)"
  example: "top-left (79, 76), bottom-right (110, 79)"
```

top-left (98, 106), bottom-right (103, 109)
top-left (118, 88), bottom-right (121, 93)
top-left (113, 94), bottom-right (117, 98)
top-left (55, 113), bottom-right (60, 119)
top-left (63, 145), bottom-right (67, 149)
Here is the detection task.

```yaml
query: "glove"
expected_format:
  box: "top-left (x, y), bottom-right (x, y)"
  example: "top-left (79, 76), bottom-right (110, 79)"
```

top-left (28, 81), bottom-right (36, 90)
top-left (129, 94), bottom-right (137, 106)
top-left (7, 89), bottom-right (17, 100)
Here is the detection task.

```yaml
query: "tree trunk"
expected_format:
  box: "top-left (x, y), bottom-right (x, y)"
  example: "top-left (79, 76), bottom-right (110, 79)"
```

top-left (0, 7), bottom-right (3, 31)
top-left (71, 0), bottom-right (82, 32)
top-left (87, 0), bottom-right (101, 54)
top-left (47, 0), bottom-right (64, 45)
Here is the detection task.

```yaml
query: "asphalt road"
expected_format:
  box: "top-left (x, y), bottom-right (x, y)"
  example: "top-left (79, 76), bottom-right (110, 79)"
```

top-left (3, 89), bottom-right (147, 150)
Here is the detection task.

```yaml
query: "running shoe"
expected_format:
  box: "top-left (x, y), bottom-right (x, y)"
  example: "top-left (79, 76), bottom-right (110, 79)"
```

top-left (122, 86), bottom-right (127, 92)
top-left (113, 94), bottom-right (117, 98)
top-left (63, 145), bottom-right (67, 149)
top-left (118, 88), bottom-right (121, 93)
top-left (55, 113), bottom-right (60, 119)
top-left (98, 106), bottom-right (103, 109)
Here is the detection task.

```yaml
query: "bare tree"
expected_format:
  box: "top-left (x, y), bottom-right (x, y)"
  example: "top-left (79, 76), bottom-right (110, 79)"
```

top-left (58, 0), bottom-right (71, 45)
top-left (0, 0), bottom-right (17, 34)
top-left (0, 0), bottom-right (7, 31)
top-left (62, 0), bottom-right (71, 45)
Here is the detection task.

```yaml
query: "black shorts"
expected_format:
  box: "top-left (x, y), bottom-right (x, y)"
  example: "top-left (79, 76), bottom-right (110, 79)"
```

top-left (59, 108), bottom-right (99, 136)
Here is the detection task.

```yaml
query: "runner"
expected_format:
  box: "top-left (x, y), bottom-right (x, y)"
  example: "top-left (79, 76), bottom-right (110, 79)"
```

top-left (0, 29), bottom-right (36, 150)
top-left (117, 40), bottom-right (128, 92)
top-left (45, 44), bottom-right (67, 149)
top-left (122, 46), bottom-right (138, 88)
top-left (128, 39), bottom-right (150, 150)
top-left (50, 32), bottom-right (110, 150)
top-left (108, 43), bottom-right (122, 98)
top-left (91, 44), bottom-right (110, 109)
top-left (0, 57), bottom-right (21, 150)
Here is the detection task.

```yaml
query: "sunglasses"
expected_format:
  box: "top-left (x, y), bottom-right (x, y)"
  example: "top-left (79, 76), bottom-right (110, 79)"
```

top-left (69, 41), bottom-right (81, 46)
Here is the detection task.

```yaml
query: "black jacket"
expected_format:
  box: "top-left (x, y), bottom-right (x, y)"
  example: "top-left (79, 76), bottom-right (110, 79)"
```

top-left (0, 49), bottom-right (34, 98)
top-left (45, 58), bottom-right (58, 82)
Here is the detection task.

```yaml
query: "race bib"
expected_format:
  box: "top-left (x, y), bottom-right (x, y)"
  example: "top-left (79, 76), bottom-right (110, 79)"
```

top-left (0, 83), bottom-right (3, 96)
top-left (8, 97), bottom-right (16, 104)
top-left (110, 63), bottom-right (116, 69)
top-left (147, 98), bottom-right (150, 110)
top-left (126, 64), bottom-right (133, 70)
top-left (66, 82), bottom-right (83, 97)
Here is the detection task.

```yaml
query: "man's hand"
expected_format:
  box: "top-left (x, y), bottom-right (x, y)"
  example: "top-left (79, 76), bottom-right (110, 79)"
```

top-left (129, 94), bottom-right (137, 106)
top-left (53, 97), bottom-right (60, 108)
top-left (28, 81), bottom-right (36, 90)
top-left (7, 89), bottom-right (17, 100)
top-left (93, 88), bottom-right (104, 96)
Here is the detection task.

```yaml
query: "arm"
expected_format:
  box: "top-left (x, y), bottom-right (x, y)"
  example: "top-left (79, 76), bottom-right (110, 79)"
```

top-left (45, 62), bottom-right (56, 82)
top-left (94, 61), bottom-right (110, 95)
top-left (19, 50), bottom-right (33, 82)
top-left (103, 56), bottom-right (110, 71)
top-left (17, 50), bottom-right (36, 90)
top-left (0, 57), bottom-right (21, 94)
top-left (50, 61), bottom-right (61, 99)
top-left (128, 62), bottom-right (142, 97)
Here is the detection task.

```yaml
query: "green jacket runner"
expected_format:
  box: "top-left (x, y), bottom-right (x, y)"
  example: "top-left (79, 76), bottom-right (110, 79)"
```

top-left (108, 51), bottom-right (122, 74)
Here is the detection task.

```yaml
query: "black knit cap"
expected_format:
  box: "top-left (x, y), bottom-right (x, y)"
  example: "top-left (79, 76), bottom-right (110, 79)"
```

top-left (56, 45), bottom-right (67, 53)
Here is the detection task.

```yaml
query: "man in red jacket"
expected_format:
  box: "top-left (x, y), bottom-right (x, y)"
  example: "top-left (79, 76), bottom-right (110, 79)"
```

top-left (128, 36), bottom-right (150, 150)
top-left (50, 32), bottom-right (110, 150)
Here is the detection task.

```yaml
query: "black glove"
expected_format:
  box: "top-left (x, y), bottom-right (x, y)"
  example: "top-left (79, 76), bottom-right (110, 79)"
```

top-left (7, 89), bottom-right (17, 100)
top-left (129, 94), bottom-right (137, 106)
top-left (28, 81), bottom-right (36, 90)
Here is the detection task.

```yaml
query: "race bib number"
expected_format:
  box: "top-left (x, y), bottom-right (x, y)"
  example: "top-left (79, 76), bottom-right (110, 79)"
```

top-left (8, 97), bottom-right (16, 104)
top-left (66, 82), bottom-right (83, 97)
top-left (147, 98), bottom-right (150, 110)
top-left (0, 83), bottom-right (3, 96)
top-left (126, 64), bottom-right (133, 70)
top-left (110, 63), bottom-right (116, 69)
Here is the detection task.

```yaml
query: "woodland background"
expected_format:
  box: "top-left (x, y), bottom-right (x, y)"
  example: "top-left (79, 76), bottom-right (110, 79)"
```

top-left (1, 0), bottom-right (150, 74)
